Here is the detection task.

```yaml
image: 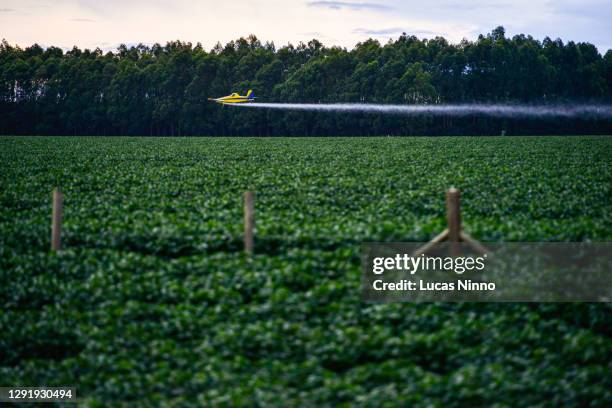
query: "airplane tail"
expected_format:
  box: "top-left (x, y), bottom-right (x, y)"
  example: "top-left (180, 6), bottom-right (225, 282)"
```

top-left (246, 89), bottom-right (255, 99)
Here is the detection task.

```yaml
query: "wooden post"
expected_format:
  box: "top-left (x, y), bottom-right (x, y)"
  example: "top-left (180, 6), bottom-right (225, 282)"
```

top-left (51, 188), bottom-right (63, 252)
top-left (414, 187), bottom-right (489, 257)
top-left (244, 191), bottom-right (255, 253)
top-left (446, 188), bottom-right (461, 256)
top-left (446, 188), bottom-right (461, 242)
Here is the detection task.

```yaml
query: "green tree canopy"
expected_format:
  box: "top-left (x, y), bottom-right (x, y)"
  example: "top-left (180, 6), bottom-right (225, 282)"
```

top-left (0, 27), bottom-right (610, 136)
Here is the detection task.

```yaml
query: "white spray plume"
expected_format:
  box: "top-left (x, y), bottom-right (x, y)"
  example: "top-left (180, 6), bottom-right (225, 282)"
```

top-left (232, 103), bottom-right (612, 119)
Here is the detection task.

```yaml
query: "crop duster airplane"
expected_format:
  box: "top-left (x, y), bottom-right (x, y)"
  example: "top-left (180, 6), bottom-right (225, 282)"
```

top-left (208, 90), bottom-right (256, 105)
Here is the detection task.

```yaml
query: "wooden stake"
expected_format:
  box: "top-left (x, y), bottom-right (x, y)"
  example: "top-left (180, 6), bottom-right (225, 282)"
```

top-left (51, 188), bottom-right (63, 252)
top-left (413, 187), bottom-right (489, 257)
top-left (413, 228), bottom-right (449, 257)
top-left (446, 187), bottom-right (461, 255)
top-left (461, 232), bottom-right (492, 256)
top-left (244, 191), bottom-right (255, 253)
top-left (446, 187), bottom-right (461, 242)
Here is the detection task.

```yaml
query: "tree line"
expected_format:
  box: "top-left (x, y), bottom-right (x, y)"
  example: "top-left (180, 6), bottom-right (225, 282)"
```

top-left (1, 27), bottom-right (611, 136)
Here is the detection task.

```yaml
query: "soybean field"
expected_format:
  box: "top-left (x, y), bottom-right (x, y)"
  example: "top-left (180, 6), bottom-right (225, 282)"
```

top-left (1, 136), bottom-right (611, 406)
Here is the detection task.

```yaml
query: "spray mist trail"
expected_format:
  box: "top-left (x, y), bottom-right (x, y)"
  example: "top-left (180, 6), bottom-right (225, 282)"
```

top-left (233, 103), bottom-right (612, 119)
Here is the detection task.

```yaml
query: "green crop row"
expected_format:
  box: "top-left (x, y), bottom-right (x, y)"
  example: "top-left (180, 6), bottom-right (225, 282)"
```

top-left (1, 136), bottom-right (611, 406)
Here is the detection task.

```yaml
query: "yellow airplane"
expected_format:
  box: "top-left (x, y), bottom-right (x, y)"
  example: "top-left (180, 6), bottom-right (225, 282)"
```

top-left (208, 89), bottom-right (256, 104)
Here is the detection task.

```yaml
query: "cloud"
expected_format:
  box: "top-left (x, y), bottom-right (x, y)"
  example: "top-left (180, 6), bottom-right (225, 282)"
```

top-left (1, 0), bottom-right (609, 53)
top-left (69, 18), bottom-right (96, 22)
top-left (436, 1), bottom-right (512, 11)
top-left (302, 31), bottom-right (326, 37)
top-left (307, 1), bottom-right (390, 11)
top-left (353, 27), bottom-right (404, 35)
top-left (353, 27), bottom-right (437, 36)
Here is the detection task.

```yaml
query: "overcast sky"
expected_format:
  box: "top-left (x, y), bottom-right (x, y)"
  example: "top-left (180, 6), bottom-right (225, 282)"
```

top-left (1, 0), bottom-right (610, 53)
